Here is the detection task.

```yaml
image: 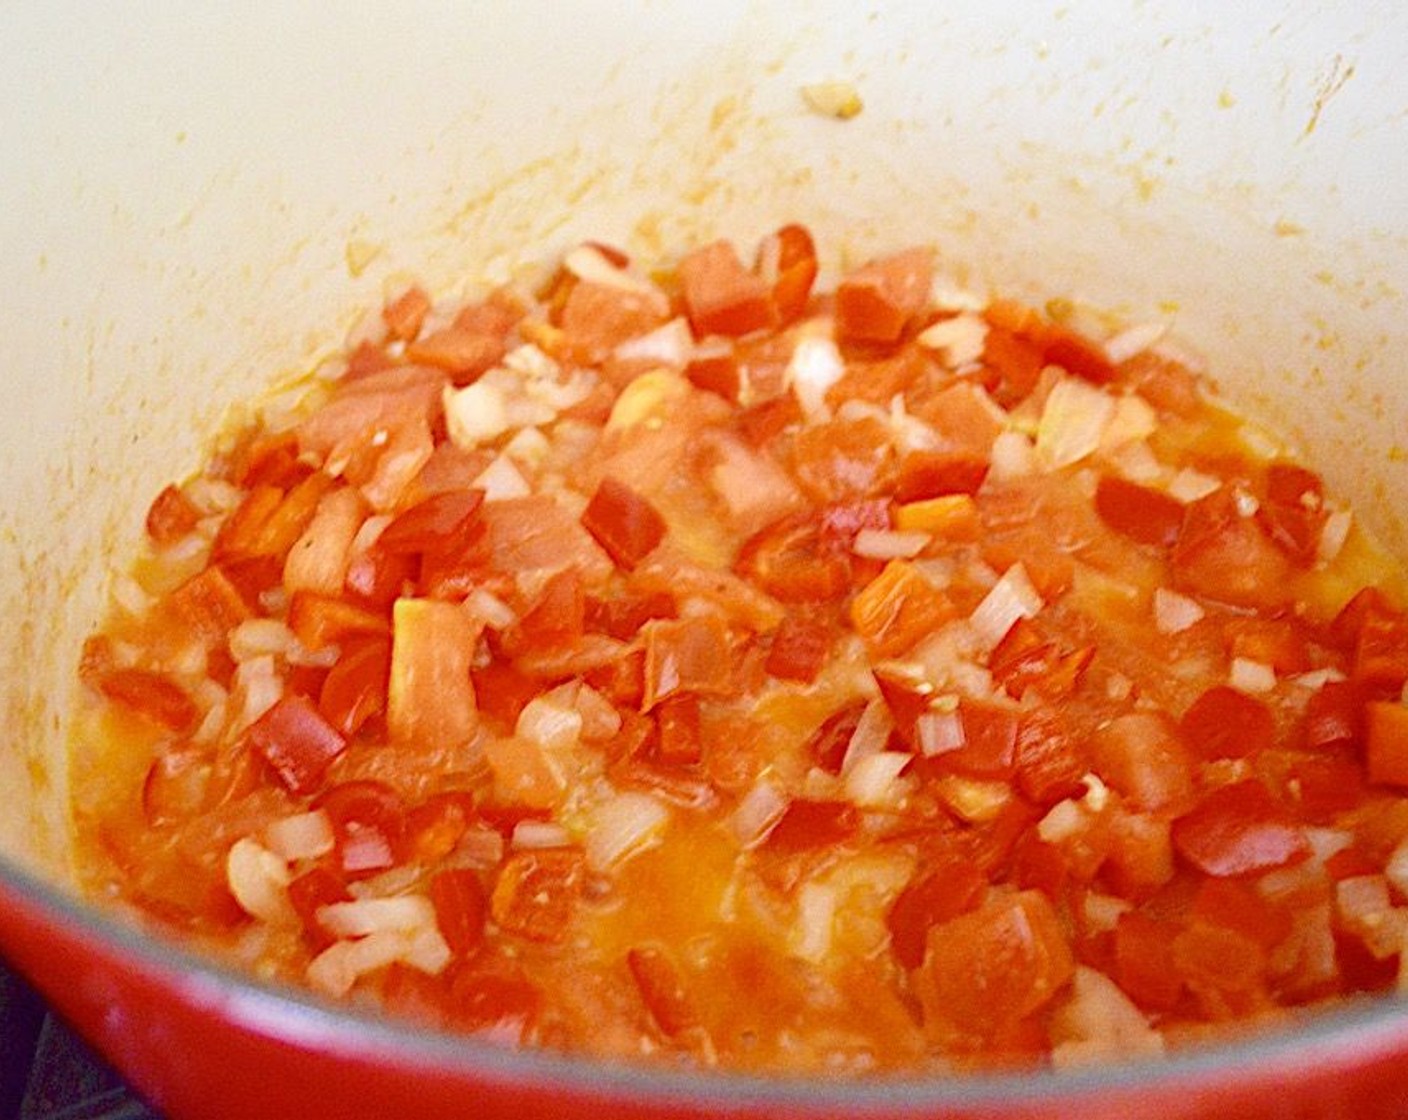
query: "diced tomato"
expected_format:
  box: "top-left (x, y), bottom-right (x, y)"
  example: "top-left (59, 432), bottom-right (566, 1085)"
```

top-left (1113, 912), bottom-right (1184, 1011)
top-left (871, 664), bottom-right (933, 750)
top-left (316, 780), bottom-right (406, 879)
top-left (642, 615), bottom-right (735, 709)
top-left (736, 392), bottom-right (802, 446)
top-left (483, 737), bottom-right (564, 810)
top-left (764, 616), bottom-right (831, 684)
top-left (758, 223), bottom-right (818, 326)
top-left (405, 313), bottom-right (508, 384)
top-left (382, 285), bottom-right (432, 342)
top-left (1014, 708), bottom-right (1089, 806)
top-left (1171, 780), bottom-right (1310, 878)
top-left (582, 649), bottom-right (646, 710)
top-left (677, 239), bottom-right (775, 338)
top-left (804, 702), bottom-right (868, 774)
top-left (760, 799), bottom-right (859, 854)
top-left (96, 669), bottom-right (198, 733)
top-left (1042, 325), bottom-right (1116, 385)
top-left (141, 745), bottom-right (211, 825)
top-left (910, 382), bottom-right (1006, 457)
top-left (145, 484), bottom-right (201, 546)
top-left (287, 590), bottom-right (390, 651)
top-left (1180, 686), bottom-right (1275, 760)
top-left (585, 590), bottom-right (676, 641)
top-left (581, 478), bottom-right (667, 571)
top-left (1223, 617), bottom-right (1311, 675)
top-left (287, 866), bottom-right (351, 948)
top-left (558, 278), bottom-right (670, 366)
top-left (826, 347), bottom-right (930, 409)
top-left (981, 325), bottom-right (1045, 406)
top-left (916, 890), bottom-right (1074, 1041)
top-left (1257, 502), bottom-right (1327, 567)
top-left (886, 858), bottom-right (987, 970)
top-left (627, 945), bottom-right (700, 1038)
top-left (318, 637), bottom-right (391, 738)
top-left (404, 791), bottom-right (480, 863)
top-left (344, 543), bottom-right (418, 609)
top-left (735, 512), bottom-right (849, 603)
top-left (1290, 754), bottom-right (1366, 820)
top-left (469, 661), bottom-right (543, 731)
top-left (1354, 609), bottom-right (1408, 691)
top-left (1172, 923), bottom-right (1267, 1000)
top-left (655, 694), bottom-right (703, 765)
top-left (447, 961), bottom-right (544, 1044)
top-left (1330, 586), bottom-right (1398, 651)
top-left (431, 868), bottom-right (489, 958)
top-left (215, 472), bottom-right (334, 563)
top-left (1088, 712), bottom-right (1194, 812)
top-left (1366, 701), bottom-right (1408, 789)
top-left (989, 619), bottom-right (1094, 702)
top-left (1171, 488), bottom-right (1292, 611)
top-left (387, 598), bottom-right (480, 750)
top-left (1190, 878), bottom-right (1293, 950)
top-left (683, 342), bottom-right (740, 401)
top-left (503, 569), bottom-right (586, 658)
top-left (343, 340), bottom-right (394, 380)
top-left (790, 415), bottom-right (894, 503)
top-left (927, 701), bottom-right (1019, 780)
top-left (245, 694), bottom-right (347, 795)
top-left (850, 559), bottom-right (955, 659)
top-left (1094, 476), bottom-right (1184, 548)
top-left (1302, 680), bottom-right (1366, 753)
top-left (894, 451), bottom-right (990, 503)
top-left (377, 489), bottom-right (485, 558)
top-left (835, 247), bottom-right (934, 345)
top-left (490, 848), bottom-right (585, 943)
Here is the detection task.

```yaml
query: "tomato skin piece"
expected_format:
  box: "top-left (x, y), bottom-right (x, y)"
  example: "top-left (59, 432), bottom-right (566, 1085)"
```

top-left (916, 890), bottom-right (1075, 1041)
top-left (431, 868), bottom-right (489, 959)
top-left (581, 478), bottom-right (667, 571)
top-left (804, 702), bottom-right (869, 774)
top-left (1365, 701), bottom-right (1408, 789)
top-left (627, 945), bottom-right (700, 1038)
top-left (886, 857), bottom-right (987, 970)
top-left (315, 780), bottom-right (406, 878)
top-left (96, 669), bottom-right (199, 733)
top-left (1180, 685), bottom-right (1276, 760)
top-left (318, 637), bottom-right (391, 738)
top-left (145, 484), bottom-right (200, 546)
top-left (245, 694), bottom-right (348, 795)
top-left (834, 247), bottom-right (934, 345)
top-left (1094, 475), bottom-right (1185, 548)
top-left (764, 616), bottom-right (831, 684)
top-left (287, 866), bottom-right (351, 949)
top-left (1171, 780), bottom-right (1310, 878)
top-left (677, 239), bottom-right (776, 338)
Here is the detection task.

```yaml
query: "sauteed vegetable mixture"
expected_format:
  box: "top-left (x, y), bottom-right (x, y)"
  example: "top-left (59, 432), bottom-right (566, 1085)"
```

top-left (73, 226), bottom-right (1408, 1073)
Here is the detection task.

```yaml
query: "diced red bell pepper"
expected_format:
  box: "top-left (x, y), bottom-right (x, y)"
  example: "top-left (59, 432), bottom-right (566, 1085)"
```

top-left (318, 637), bottom-right (391, 738)
top-left (1223, 616), bottom-right (1311, 675)
top-left (1190, 879), bottom-right (1294, 950)
top-left (377, 489), bottom-right (486, 558)
top-left (735, 512), bottom-right (850, 603)
top-left (981, 325), bottom-right (1045, 405)
top-left (835, 247), bottom-right (934, 345)
top-left (1180, 685), bottom-right (1275, 760)
top-left (499, 568), bottom-right (585, 657)
top-left (760, 799), bottom-right (860, 854)
top-left (1113, 911), bottom-right (1184, 1011)
top-left (316, 779), bottom-right (407, 879)
top-left (382, 285), bottom-right (431, 343)
top-left (1366, 701), bottom-right (1408, 789)
top-left (1042, 325), bottom-right (1116, 384)
top-left (287, 590), bottom-right (391, 651)
top-left (677, 239), bottom-right (776, 338)
top-left (96, 668), bottom-right (199, 733)
top-left (430, 868), bottom-right (489, 958)
top-left (886, 857), bottom-right (987, 969)
top-left (581, 478), bottom-right (667, 571)
top-left (215, 472), bottom-right (333, 563)
top-left (490, 848), bottom-right (586, 943)
top-left (759, 223), bottom-right (818, 326)
top-left (584, 589), bottom-right (676, 641)
top-left (344, 543), bottom-right (418, 609)
top-left (850, 559), bottom-right (955, 659)
top-left (245, 694), bottom-right (348, 795)
top-left (872, 664), bottom-right (933, 749)
top-left (404, 791), bottom-right (480, 864)
top-left (928, 701), bottom-right (1020, 780)
top-left (1301, 680), bottom-right (1366, 753)
top-left (287, 866), bottom-right (351, 949)
top-left (145, 484), bottom-right (201, 546)
top-left (894, 451), bottom-right (990, 503)
top-left (627, 945), bottom-right (700, 1038)
top-left (1354, 610), bottom-right (1408, 691)
top-left (166, 567), bottom-right (255, 646)
top-left (1014, 708), bottom-right (1089, 806)
top-left (1171, 780), bottom-right (1310, 878)
top-left (764, 616), bottom-right (831, 684)
top-left (1094, 475), bottom-right (1185, 548)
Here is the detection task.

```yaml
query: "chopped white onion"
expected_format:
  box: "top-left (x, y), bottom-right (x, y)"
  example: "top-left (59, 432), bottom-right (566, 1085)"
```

top-left (1168, 468), bottom-right (1221, 503)
top-left (226, 838), bottom-right (295, 926)
top-left (969, 563), bottom-right (1043, 650)
top-left (230, 654), bottom-right (282, 734)
top-left (473, 453), bottom-right (533, 502)
top-left (350, 513), bottom-right (392, 556)
top-left (844, 751), bottom-right (912, 808)
top-left (791, 881), bottom-right (838, 963)
top-left (1038, 798), bottom-right (1088, 844)
top-left (111, 574), bottom-right (154, 618)
top-left (917, 313), bottom-right (988, 368)
top-left (400, 925), bottom-right (454, 975)
top-left (614, 317), bottom-right (693, 366)
top-left (1036, 377), bottom-right (1116, 469)
top-left (575, 683), bottom-right (623, 741)
top-left (501, 342), bottom-right (560, 381)
top-left (885, 394), bottom-right (943, 455)
top-left (317, 895), bottom-right (437, 939)
top-left (732, 780), bottom-right (789, 849)
top-left (502, 426), bottom-right (552, 469)
top-left (1103, 322), bottom-right (1169, 365)
top-left (1153, 588), bottom-right (1205, 635)
top-left (606, 370), bottom-right (691, 430)
top-left (264, 810), bottom-right (335, 863)
top-left (464, 587), bottom-right (517, 630)
top-left (228, 618), bottom-right (297, 663)
top-left (516, 691), bottom-right (584, 753)
top-left (511, 820), bottom-right (574, 850)
top-left (1099, 394), bottom-right (1159, 450)
top-left (916, 709), bottom-right (965, 759)
top-left (852, 528), bottom-right (929, 560)
top-left (586, 791), bottom-right (671, 872)
top-left (929, 275), bottom-right (987, 313)
top-left (1230, 658), bottom-right (1277, 694)
top-left (1082, 892), bottom-right (1131, 933)
top-left (1290, 667), bottom-right (1347, 691)
top-left (1051, 967), bottom-right (1163, 1069)
top-left (988, 430), bottom-right (1037, 482)
top-left (839, 699), bottom-right (894, 774)
top-left (787, 336), bottom-right (846, 420)
top-left (306, 925), bottom-right (450, 999)
top-left (444, 379), bottom-right (511, 448)
top-left (1318, 508), bottom-right (1354, 564)
top-left (564, 243), bottom-right (663, 300)
top-left (1108, 440), bottom-right (1164, 484)
top-left (1232, 487), bottom-right (1261, 518)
